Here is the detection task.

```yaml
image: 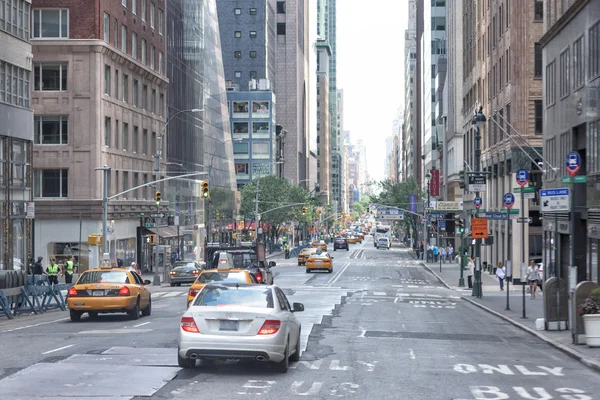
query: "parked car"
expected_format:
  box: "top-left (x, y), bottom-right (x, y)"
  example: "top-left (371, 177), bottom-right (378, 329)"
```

top-left (333, 237), bottom-right (349, 251)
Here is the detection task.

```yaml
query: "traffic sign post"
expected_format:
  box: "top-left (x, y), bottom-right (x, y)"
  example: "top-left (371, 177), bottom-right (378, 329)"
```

top-left (471, 218), bottom-right (489, 239)
top-left (516, 169), bottom-right (529, 320)
top-left (503, 192), bottom-right (514, 311)
top-left (473, 196), bottom-right (482, 210)
top-left (565, 152), bottom-right (582, 343)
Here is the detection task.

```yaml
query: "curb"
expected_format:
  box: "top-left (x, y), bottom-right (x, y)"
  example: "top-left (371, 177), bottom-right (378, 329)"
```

top-left (420, 262), bottom-right (453, 290)
top-left (461, 296), bottom-right (600, 374)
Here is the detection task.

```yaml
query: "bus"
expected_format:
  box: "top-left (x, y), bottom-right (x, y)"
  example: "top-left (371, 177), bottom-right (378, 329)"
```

top-left (374, 224), bottom-right (392, 247)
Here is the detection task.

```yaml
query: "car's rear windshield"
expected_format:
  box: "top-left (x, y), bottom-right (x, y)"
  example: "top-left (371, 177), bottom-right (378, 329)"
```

top-left (78, 271), bottom-right (131, 284)
top-left (174, 265), bottom-right (197, 272)
top-left (197, 271), bottom-right (248, 284)
top-left (194, 286), bottom-right (274, 308)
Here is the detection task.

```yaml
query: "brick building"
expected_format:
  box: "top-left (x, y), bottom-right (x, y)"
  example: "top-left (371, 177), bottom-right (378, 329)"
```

top-left (31, 0), bottom-right (168, 269)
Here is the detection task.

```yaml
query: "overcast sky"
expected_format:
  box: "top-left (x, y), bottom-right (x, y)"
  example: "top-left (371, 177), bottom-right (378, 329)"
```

top-left (337, 0), bottom-right (408, 182)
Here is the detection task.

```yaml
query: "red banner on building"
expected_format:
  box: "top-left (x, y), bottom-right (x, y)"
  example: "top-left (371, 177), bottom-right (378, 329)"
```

top-left (429, 169), bottom-right (440, 197)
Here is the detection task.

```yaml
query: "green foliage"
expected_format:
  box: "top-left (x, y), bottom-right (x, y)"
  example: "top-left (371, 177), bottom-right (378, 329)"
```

top-left (359, 194), bottom-right (371, 205)
top-left (352, 202), bottom-right (365, 215)
top-left (579, 288), bottom-right (600, 316)
top-left (239, 176), bottom-right (312, 236)
top-left (371, 178), bottom-right (424, 242)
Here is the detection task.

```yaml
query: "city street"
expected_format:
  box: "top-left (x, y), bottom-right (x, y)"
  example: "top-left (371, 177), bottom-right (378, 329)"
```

top-left (0, 238), bottom-right (598, 399)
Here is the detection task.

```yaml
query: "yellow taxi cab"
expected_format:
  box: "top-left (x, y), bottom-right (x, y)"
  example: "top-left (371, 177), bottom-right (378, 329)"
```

top-left (305, 251), bottom-right (334, 273)
top-left (298, 247), bottom-right (318, 266)
top-left (66, 266), bottom-right (151, 322)
top-left (186, 268), bottom-right (257, 307)
top-left (312, 240), bottom-right (328, 251)
top-left (347, 235), bottom-right (359, 244)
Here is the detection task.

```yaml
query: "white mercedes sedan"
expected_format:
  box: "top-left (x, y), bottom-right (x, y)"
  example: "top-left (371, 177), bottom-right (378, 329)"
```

top-left (178, 283), bottom-right (304, 373)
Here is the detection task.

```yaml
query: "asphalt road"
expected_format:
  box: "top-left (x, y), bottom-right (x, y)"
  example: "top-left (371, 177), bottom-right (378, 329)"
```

top-left (0, 237), bottom-right (598, 400)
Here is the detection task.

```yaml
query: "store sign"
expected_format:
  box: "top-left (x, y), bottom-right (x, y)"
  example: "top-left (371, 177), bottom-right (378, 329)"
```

top-left (26, 202), bottom-right (35, 219)
top-left (252, 163), bottom-right (270, 176)
top-left (429, 169), bottom-right (440, 197)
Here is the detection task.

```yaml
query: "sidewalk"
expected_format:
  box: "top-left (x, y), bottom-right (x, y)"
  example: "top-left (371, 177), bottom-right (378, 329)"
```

top-left (408, 249), bottom-right (600, 373)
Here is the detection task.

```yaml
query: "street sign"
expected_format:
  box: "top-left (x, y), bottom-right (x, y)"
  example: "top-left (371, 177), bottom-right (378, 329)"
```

top-left (562, 175), bottom-right (587, 183)
top-left (513, 186), bottom-right (536, 199)
top-left (144, 217), bottom-right (156, 228)
top-left (540, 188), bottom-right (570, 212)
top-left (150, 212), bottom-right (166, 218)
top-left (517, 217), bottom-right (532, 223)
top-left (484, 212), bottom-right (509, 220)
top-left (471, 218), bottom-right (489, 238)
top-left (473, 196), bottom-right (482, 209)
top-left (566, 151), bottom-right (581, 176)
top-left (439, 221), bottom-right (446, 230)
top-left (26, 202), bottom-right (35, 219)
top-left (377, 207), bottom-right (404, 220)
top-left (516, 169), bottom-right (529, 187)
top-left (468, 175), bottom-right (487, 192)
top-left (436, 201), bottom-right (463, 211)
top-left (503, 193), bottom-right (515, 209)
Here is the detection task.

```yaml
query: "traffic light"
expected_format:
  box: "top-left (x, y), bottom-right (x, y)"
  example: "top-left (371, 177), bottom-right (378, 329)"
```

top-left (454, 215), bottom-right (464, 233)
top-left (302, 206), bottom-right (308, 214)
top-left (458, 170), bottom-right (465, 189)
top-left (155, 190), bottom-right (161, 205)
top-left (366, 207), bottom-right (370, 213)
top-left (316, 208), bottom-right (322, 217)
top-left (201, 180), bottom-right (210, 199)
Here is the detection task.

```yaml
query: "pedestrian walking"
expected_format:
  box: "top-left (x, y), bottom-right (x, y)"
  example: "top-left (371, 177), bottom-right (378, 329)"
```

top-left (447, 245), bottom-right (453, 263)
top-left (419, 243), bottom-right (424, 260)
top-left (467, 257), bottom-right (475, 289)
top-left (63, 255), bottom-right (75, 284)
top-left (527, 260), bottom-right (538, 299)
top-left (495, 261), bottom-right (506, 291)
top-left (116, 257), bottom-right (124, 268)
top-left (441, 247), bottom-right (447, 263)
top-left (33, 257), bottom-right (44, 275)
top-left (46, 258), bottom-right (61, 286)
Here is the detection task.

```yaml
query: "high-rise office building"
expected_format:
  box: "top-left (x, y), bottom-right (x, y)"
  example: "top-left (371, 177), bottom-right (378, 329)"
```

top-left (0, 0), bottom-right (34, 271)
top-left (402, 0), bottom-right (418, 182)
top-left (315, 39), bottom-right (331, 205)
top-left (31, 0), bottom-right (168, 269)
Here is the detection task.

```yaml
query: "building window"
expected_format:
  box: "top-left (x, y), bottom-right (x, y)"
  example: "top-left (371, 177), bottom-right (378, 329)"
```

top-left (122, 122), bottom-right (129, 151)
top-left (104, 65), bottom-right (111, 95)
top-left (32, 8), bottom-right (68, 38)
top-left (158, 9), bottom-right (163, 35)
top-left (142, 129), bottom-right (148, 155)
top-left (34, 169), bottom-right (68, 198)
top-left (150, 45), bottom-right (155, 69)
top-left (141, 39), bottom-right (147, 64)
top-left (590, 21), bottom-right (600, 80)
top-left (159, 92), bottom-right (164, 116)
top-left (534, 0), bottom-right (543, 21)
top-left (277, 1), bottom-right (286, 13)
top-left (250, 8), bottom-right (257, 15)
top-left (233, 142), bottom-right (249, 156)
top-left (234, 71), bottom-right (242, 78)
top-left (121, 25), bottom-right (127, 53)
top-left (132, 125), bottom-right (138, 153)
top-left (132, 79), bottom-right (138, 106)
top-left (560, 48), bottom-right (571, 99)
top-left (252, 142), bottom-right (270, 159)
top-left (0, 61), bottom-right (30, 108)
top-left (573, 36), bottom-right (584, 90)
top-left (235, 31), bottom-right (241, 38)
top-left (132, 0), bottom-right (137, 14)
top-left (534, 100), bottom-right (543, 135)
top-left (104, 117), bottom-right (111, 146)
top-left (151, 88), bottom-right (156, 113)
top-left (141, 0), bottom-right (146, 21)
top-left (114, 69), bottom-right (119, 99)
top-left (151, 131), bottom-right (156, 155)
top-left (103, 12), bottom-right (110, 42)
top-left (545, 60), bottom-right (556, 106)
top-left (113, 17), bottom-right (118, 46)
top-left (34, 115), bottom-right (68, 144)
top-left (546, 138), bottom-right (556, 181)
top-left (234, 51), bottom-right (242, 58)
top-left (589, 119), bottom-right (600, 174)
top-left (132, 32), bottom-right (138, 59)
top-left (559, 132), bottom-right (570, 177)
top-left (150, 2), bottom-right (155, 28)
top-left (277, 23), bottom-right (286, 35)
top-left (250, 31), bottom-right (257, 38)
top-left (250, 71), bottom-right (257, 79)
top-left (133, 173), bottom-right (139, 198)
top-left (142, 84), bottom-right (148, 110)
top-left (506, 48), bottom-right (510, 84)
top-left (249, 50), bottom-right (257, 58)
top-left (122, 171), bottom-right (129, 198)
top-left (34, 62), bottom-right (68, 91)
top-left (534, 43), bottom-right (542, 77)
top-left (234, 8), bottom-right (241, 15)
top-left (115, 119), bottom-right (119, 148)
top-left (1, 0), bottom-right (30, 39)
top-left (122, 0), bottom-right (127, 6)
top-left (233, 122), bottom-right (249, 138)
top-left (158, 51), bottom-right (163, 74)
top-left (122, 73), bottom-right (128, 102)
top-left (235, 163), bottom-right (249, 175)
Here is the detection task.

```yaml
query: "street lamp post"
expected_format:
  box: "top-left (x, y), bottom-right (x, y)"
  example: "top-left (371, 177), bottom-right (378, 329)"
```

top-left (472, 107), bottom-right (487, 299)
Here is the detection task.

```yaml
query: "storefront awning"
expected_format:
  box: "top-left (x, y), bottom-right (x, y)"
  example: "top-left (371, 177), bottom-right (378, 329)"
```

top-left (147, 226), bottom-right (180, 238)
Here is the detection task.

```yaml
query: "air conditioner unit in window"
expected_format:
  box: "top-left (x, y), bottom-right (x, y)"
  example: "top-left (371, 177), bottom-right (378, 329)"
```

top-left (249, 79), bottom-right (257, 91)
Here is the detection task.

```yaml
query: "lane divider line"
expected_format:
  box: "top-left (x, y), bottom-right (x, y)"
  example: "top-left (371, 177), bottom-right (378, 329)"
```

top-left (133, 321), bottom-right (151, 328)
top-left (42, 344), bottom-right (74, 355)
top-left (327, 261), bottom-right (351, 286)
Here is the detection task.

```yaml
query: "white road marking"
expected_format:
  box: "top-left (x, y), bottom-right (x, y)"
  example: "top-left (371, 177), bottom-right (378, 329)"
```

top-left (326, 262), bottom-right (351, 286)
top-left (0, 317), bottom-right (70, 333)
top-left (358, 326), bottom-right (366, 338)
top-left (373, 291), bottom-right (387, 296)
top-left (409, 349), bottom-right (416, 360)
top-left (42, 344), bottom-right (74, 355)
top-left (162, 292), bottom-right (181, 298)
top-left (133, 321), bottom-right (151, 327)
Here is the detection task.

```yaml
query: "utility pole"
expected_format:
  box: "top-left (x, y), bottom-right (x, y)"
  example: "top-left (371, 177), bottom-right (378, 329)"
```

top-left (472, 107), bottom-right (486, 298)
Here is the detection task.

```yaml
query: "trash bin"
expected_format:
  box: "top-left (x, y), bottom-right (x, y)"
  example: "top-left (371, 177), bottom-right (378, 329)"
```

top-left (427, 250), bottom-right (434, 262)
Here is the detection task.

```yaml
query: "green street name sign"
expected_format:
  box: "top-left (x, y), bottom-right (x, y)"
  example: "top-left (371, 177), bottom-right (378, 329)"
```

top-left (513, 187), bottom-right (535, 193)
top-left (561, 175), bottom-right (587, 183)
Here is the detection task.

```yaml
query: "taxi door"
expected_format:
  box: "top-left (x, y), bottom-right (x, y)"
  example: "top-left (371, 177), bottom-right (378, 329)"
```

top-left (130, 271), bottom-right (150, 309)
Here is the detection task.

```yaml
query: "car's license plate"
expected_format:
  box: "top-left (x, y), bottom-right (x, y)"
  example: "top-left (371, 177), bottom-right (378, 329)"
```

top-left (93, 290), bottom-right (104, 296)
top-left (315, 260), bottom-right (322, 264)
top-left (219, 320), bottom-right (238, 331)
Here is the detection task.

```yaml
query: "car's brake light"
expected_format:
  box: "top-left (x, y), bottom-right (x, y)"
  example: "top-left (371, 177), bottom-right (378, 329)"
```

top-left (181, 316), bottom-right (200, 333)
top-left (258, 319), bottom-right (280, 335)
top-left (192, 270), bottom-right (199, 274)
top-left (118, 286), bottom-right (130, 296)
top-left (189, 289), bottom-right (199, 297)
top-left (169, 271), bottom-right (176, 276)
top-left (255, 271), bottom-right (263, 283)
top-left (68, 287), bottom-right (78, 297)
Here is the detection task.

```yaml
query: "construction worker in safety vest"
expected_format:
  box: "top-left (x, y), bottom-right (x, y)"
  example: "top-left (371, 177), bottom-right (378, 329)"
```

top-left (46, 258), bottom-right (61, 285)
top-left (64, 255), bottom-right (75, 284)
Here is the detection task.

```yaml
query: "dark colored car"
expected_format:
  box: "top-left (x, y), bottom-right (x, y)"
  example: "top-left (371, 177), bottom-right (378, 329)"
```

top-left (333, 237), bottom-right (349, 251)
top-left (169, 262), bottom-right (204, 286)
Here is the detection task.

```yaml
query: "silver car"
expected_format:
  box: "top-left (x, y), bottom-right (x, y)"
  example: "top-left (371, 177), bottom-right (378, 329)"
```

top-left (178, 283), bottom-right (304, 373)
